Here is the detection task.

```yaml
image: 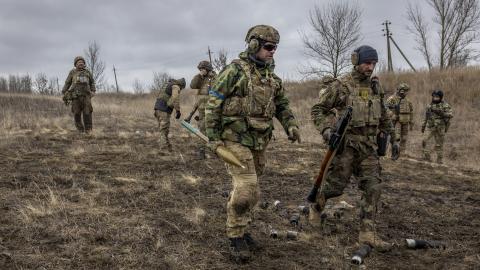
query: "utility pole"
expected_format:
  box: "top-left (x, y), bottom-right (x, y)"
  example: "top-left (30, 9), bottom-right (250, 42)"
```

top-left (56, 78), bottom-right (60, 93)
top-left (389, 37), bottom-right (417, 72)
top-left (113, 65), bottom-right (119, 93)
top-left (207, 46), bottom-right (213, 63)
top-left (382, 20), bottom-right (393, 72)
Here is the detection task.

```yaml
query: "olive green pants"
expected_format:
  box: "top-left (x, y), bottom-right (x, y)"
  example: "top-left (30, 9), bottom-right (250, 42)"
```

top-left (71, 96), bottom-right (93, 132)
top-left (394, 121), bottom-right (410, 153)
top-left (154, 110), bottom-right (172, 149)
top-left (224, 141), bottom-right (267, 238)
top-left (422, 127), bottom-right (445, 163)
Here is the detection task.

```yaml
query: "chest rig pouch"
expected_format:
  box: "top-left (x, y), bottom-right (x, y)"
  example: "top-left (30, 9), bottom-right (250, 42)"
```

top-left (398, 99), bottom-right (410, 123)
top-left (222, 59), bottom-right (278, 132)
top-left (348, 85), bottom-right (382, 128)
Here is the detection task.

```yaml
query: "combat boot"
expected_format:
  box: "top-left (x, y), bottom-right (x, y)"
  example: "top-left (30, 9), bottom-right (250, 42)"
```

top-left (229, 237), bottom-right (251, 263)
top-left (358, 230), bottom-right (392, 252)
top-left (243, 233), bottom-right (261, 252)
top-left (83, 113), bottom-right (93, 134)
top-left (308, 194), bottom-right (326, 227)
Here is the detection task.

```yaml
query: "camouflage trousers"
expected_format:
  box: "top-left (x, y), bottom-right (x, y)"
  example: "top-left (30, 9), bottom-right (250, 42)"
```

top-left (154, 110), bottom-right (172, 149)
top-left (422, 127), bottom-right (445, 163)
top-left (394, 121), bottom-right (410, 153)
top-left (71, 96), bottom-right (93, 132)
top-left (224, 141), bottom-right (267, 238)
top-left (314, 142), bottom-right (383, 233)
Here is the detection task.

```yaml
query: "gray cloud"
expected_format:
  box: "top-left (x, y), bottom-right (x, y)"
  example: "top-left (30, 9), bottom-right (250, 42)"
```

top-left (0, 0), bottom-right (459, 91)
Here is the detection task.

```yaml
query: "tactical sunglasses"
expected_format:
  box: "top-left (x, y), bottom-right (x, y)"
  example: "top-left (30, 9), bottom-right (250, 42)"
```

top-left (262, 43), bottom-right (277, 51)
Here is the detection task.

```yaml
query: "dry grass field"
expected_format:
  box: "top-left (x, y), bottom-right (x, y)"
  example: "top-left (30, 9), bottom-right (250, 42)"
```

top-left (0, 68), bottom-right (479, 269)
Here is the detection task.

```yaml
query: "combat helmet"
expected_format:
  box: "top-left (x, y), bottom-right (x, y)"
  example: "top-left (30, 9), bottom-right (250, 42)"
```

top-left (197, 60), bottom-right (213, 71)
top-left (245, 25), bottom-right (280, 53)
top-left (74, 56), bottom-right (85, 66)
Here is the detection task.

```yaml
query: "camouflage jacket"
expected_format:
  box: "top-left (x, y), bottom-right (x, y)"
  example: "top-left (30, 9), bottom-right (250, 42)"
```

top-left (62, 68), bottom-right (96, 97)
top-left (205, 52), bottom-right (298, 150)
top-left (423, 101), bottom-right (453, 129)
top-left (311, 69), bottom-right (396, 148)
top-left (386, 94), bottom-right (413, 124)
top-left (155, 83), bottom-right (181, 113)
top-left (190, 71), bottom-right (217, 109)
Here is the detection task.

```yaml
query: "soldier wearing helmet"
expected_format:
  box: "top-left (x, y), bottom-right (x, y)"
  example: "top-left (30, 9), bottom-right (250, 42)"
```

top-left (62, 56), bottom-right (96, 133)
top-left (204, 25), bottom-right (300, 263)
top-left (189, 60), bottom-right (217, 159)
top-left (310, 45), bottom-right (399, 251)
top-left (421, 89), bottom-right (453, 164)
top-left (153, 78), bottom-right (185, 151)
top-left (386, 83), bottom-right (414, 154)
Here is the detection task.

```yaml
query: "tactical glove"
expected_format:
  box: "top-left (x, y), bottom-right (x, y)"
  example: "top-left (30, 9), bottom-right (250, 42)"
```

top-left (322, 128), bottom-right (332, 143)
top-left (175, 110), bottom-right (181, 119)
top-left (391, 142), bottom-right (400, 161)
top-left (288, 126), bottom-right (301, 143)
top-left (207, 140), bottom-right (224, 152)
top-left (194, 115), bottom-right (200, 121)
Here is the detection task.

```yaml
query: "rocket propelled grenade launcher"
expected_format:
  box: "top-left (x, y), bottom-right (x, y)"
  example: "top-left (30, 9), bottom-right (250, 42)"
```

top-left (307, 106), bottom-right (353, 203)
top-left (180, 120), bottom-right (246, 169)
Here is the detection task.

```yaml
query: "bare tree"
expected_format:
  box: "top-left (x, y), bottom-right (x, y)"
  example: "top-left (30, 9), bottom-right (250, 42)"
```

top-left (212, 49), bottom-right (228, 72)
top-left (84, 40), bottom-right (106, 88)
top-left (35, 73), bottom-right (49, 94)
top-left (407, 0), bottom-right (480, 69)
top-left (301, 0), bottom-right (362, 78)
top-left (132, 78), bottom-right (145, 94)
top-left (150, 72), bottom-right (172, 93)
top-left (0, 77), bottom-right (7, 92)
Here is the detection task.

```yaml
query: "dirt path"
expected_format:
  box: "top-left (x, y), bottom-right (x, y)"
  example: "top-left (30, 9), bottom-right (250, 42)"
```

top-left (0, 119), bottom-right (479, 269)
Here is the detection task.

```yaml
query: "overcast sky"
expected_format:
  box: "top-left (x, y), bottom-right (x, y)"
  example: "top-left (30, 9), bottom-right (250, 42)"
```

top-left (0, 0), bottom-right (448, 91)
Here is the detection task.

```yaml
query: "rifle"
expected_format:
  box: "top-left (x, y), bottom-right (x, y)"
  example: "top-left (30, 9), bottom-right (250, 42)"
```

top-left (184, 103), bottom-right (199, 123)
top-left (307, 106), bottom-right (353, 203)
top-left (180, 120), bottom-right (245, 169)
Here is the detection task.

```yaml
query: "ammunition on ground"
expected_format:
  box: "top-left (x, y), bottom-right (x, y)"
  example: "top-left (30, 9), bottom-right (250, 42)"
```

top-left (290, 214), bottom-right (300, 226)
top-left (405, 239), bottom-right (446, 249)
top-left (180, 120), bottom-right (245, 169)
top-left (298, 205), bottom-right (309, 215)
top-left (269, 229), bottom-right (299, 240)
top-left (351, 244), bottom-right (372, 265)
top-left (273, 200), bottom-right (281, 209)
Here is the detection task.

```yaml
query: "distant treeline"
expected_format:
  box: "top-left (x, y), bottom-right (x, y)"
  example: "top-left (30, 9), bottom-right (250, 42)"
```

top-left (0, 74), bottom-right (61, 95)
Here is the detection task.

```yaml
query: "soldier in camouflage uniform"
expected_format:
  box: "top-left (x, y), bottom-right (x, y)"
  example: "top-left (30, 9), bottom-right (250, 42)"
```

top-left (386, 83), bottom-right (414, 154)
top-left (309, 45), bottom-right (400, 250)
top-left (205, 25), bottom-right (300, 262)
top-left (421, 90), bottom-right (453, 164)
top-left (62, 56), bottom-right (96, 133)
top-left (190, 61), bottom-right (217, 158)
top-left (154, 78), bottom-right (185, 151)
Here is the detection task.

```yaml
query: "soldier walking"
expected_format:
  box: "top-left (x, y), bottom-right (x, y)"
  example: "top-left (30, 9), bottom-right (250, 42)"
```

top-left (309, 45), bottom-right (400, 251)
top-left (421, 90), bottom-right (453, 164)
top-left (189, 61), bottom-right (217, 158)
top-left (154, 78), bottom-right (185, 151)
top-left (62, 56), bottom-right (96, 133)
top-left (205, 25), bottom-right (300, 262)
top-left (386, 83), bottom-right (414, 154)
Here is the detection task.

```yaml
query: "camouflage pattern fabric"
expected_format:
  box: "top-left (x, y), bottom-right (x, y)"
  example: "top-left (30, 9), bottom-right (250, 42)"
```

top-left (205, 51), bottom-right (298, 238)
top-left (422, 101), bottom-right (453, 163)
top-left (310, 68), bottom-right (396, 242)
top-left (154, 110), bottom-right (172, 150)
top-left (190, 71), bottom-right (217, 134)
top-left (386, 94), bottom-right (414, 153)
top-left (62, 67), bottom-right (96, 132)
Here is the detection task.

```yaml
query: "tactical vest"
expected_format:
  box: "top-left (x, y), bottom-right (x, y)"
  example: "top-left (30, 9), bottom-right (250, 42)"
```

top-left (221, 59), bottom-right (279, 131)
top-left (197, 75), bottom-right (215, 110)
top-left (154, 82), bottom-right (174, 113)
top-left (343, 76), bottom-right (382, 129)
top-left (397, 98), bottom-right (411, 123)
top-left (70, 69), bottom-right (92, 96)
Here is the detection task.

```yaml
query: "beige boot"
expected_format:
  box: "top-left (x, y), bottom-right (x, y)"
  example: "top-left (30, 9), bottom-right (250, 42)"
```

top-left (358, 230), bottom-right (392, 252)
top-left (308, 194), bottom-right (326, 227)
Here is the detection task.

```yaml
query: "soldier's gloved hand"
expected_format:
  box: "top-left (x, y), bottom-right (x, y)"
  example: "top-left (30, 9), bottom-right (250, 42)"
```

top-left (391, 142), bottom-right (400, 161)
top-left (175, 110), bottom-right (181, 119)
top-left (194, 115), bottom-right (200, 121)
top-left (207, 140), bottom-right (224, 152)
top-left (322, 128), bottom-right (332, 143)
top-left (288, 126), bottom-right (301, 143)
